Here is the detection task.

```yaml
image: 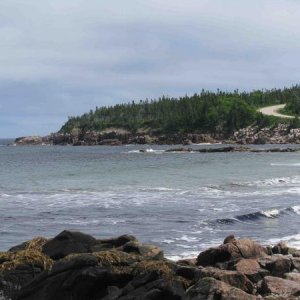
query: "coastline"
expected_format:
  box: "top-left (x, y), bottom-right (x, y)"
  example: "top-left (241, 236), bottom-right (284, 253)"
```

top-left (10, 123), bottom-right (300, 147)
top-left (2, 230), bottom-right (300, 299)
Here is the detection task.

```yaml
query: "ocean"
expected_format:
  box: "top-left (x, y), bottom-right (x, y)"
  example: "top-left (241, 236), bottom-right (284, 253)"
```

top-left (1, 139), bottom-right (300, 260)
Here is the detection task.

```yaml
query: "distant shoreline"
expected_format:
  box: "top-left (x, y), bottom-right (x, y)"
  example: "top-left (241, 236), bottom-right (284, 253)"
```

top-left (10, 122), bottom-right (300, 146)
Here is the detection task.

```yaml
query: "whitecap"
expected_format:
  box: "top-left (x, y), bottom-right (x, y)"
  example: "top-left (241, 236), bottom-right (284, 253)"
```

top-left (166, 250), bottom-right (199, 261)
top-left (267, 233), bottom-right (300, 249)
top-left (291, 206), bottom-right (300, 215)
top-left (127, 150), bottom-right (141, 153)
top-left (175, 235), bottom-right (198, 242)
top-left (261, 209), bottom-right (280, 218)
top-left (161, 239), bottom-right (174, 244)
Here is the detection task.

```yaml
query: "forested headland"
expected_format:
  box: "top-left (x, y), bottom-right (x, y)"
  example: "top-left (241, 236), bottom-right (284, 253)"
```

top-left (59, 85), bottom-right (300, 137)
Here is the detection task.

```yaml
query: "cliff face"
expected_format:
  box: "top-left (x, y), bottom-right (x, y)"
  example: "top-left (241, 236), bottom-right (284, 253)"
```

top-left (1, 230), bottom-right (300, 300)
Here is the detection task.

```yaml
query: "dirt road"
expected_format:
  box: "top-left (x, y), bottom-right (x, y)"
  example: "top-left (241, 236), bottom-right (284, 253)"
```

top-left (258, 104), bottom-right (294, 118)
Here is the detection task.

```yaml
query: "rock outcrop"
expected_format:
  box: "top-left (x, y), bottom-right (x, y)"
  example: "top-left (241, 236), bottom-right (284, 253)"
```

top-left (233, 124), bottom-right (300, 144)
top-left (1, 232), bottom-right (300, 299)
top-left (13, 130), bottom-right (218, 146)
top-left (12, 123), bottom-right (300, 146)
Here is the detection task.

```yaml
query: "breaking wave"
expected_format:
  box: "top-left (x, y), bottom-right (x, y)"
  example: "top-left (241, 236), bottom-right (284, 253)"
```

top-left (214, 206), bottom-right (300, 225)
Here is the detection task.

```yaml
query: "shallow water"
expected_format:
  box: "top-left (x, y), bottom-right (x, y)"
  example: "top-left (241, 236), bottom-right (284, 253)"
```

top-left (1, 141), bottom-right (300, 259)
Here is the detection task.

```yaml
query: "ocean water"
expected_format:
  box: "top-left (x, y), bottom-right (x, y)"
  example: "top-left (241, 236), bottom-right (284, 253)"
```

top-left (1, 140), bottom-right (300, 260)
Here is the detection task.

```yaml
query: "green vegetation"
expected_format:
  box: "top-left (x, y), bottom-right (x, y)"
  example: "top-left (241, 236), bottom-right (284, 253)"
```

top-left (59, 85), bottom-right (300, 136)
top-left (280, 91), bottom-right (300, 117)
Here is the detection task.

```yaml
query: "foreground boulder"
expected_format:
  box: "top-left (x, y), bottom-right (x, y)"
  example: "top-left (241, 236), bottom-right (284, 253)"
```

top-left (197, 237), bottom-right (267, 267)
top-left (1, 232), bottom-right (300, 299)
top-left (260, 276), bottom-right (300, 297)
top-left (42, 230), bottom-right (98, 259)
top-left (184, 277), bottom-right (257, 300)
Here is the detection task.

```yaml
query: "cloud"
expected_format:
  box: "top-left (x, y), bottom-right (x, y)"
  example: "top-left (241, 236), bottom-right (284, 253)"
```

top-left (0, 0), bottom-right (300, 137)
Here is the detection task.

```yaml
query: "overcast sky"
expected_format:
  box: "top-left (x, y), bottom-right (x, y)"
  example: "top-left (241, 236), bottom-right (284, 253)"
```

top-left (1, 0), bottom-right (300, 137)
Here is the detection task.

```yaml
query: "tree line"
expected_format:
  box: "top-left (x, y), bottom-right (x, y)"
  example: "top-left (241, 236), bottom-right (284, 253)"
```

top-left (59, 85), bottom-right (300, 136)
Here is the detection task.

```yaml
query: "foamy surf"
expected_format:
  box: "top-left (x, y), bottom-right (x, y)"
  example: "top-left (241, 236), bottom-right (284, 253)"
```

top-left (127, 148), bottom-right (165, 154)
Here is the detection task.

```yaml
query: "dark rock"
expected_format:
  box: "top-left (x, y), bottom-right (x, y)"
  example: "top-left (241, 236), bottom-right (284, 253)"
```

top-left (119, 277), bottom-right (185, 300)
top-left (121, 241), bottom-right (164, 260)
top-left (223, 235), bottom-right (236, 244)
top-left (176, 258), bottom-right (197, 267)
top-left (184, 277), bottom-right (257, 300)
top-left (165, 147), bottom-right (193, 153)
top-left (197, 266), bottom-right (254, 294)
top-left (272, 242), bottom-right (289, 255)
top-left (175, 266), bottom-right (202, 280)
top-left (42, 230), bottom-right (98, 259)
top-left (91, 235), bottom-right (138, 252)
top-left (265, 256), bottom-right (292, 277)
top-left (197, 238), bottom-right (267, 267)
top-left (16, 255), bottom-right (134, 300)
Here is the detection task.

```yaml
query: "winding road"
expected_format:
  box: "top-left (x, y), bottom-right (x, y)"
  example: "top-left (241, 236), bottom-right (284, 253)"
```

top-left (258, 104), bottom-right (294, 119)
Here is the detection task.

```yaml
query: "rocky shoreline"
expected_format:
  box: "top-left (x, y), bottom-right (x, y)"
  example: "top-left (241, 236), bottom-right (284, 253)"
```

top-left (11, 123), bottom-right (300, 146)
top-left (2, 231), bottom-right (300, 299)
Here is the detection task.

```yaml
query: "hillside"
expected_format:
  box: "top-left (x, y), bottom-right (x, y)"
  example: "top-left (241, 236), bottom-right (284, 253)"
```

top-left (59, 85), bottom-right (300, 137)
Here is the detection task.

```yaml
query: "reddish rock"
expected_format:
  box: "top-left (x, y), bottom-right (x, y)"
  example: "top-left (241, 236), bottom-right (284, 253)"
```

top-left (233, 258), bottom-right (269, 282)
top-left (284, 272), bottom-right (300, 283)
top-left (197, 238), bottom-right (267, 267)
top-left (197, 266), bottom-right (254, 293)
top-left (260, 276), bottom-right (300, 296)
top-left (185, 277), bottom-right (257, 300)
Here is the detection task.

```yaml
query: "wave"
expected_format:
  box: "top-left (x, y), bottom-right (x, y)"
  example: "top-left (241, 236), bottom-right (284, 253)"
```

top-left (267, 233), bottom-right (300, 249)
top-left (214, 206), bottom-right (300, 225)
top-left (237, 176), bottom-right (300, 187)
top-left (127, 148), bottom-right (165, 154)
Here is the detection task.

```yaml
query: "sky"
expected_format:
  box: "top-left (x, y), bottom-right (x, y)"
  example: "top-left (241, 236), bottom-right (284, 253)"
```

top-left (1, 0), bottom-right (300, 138)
